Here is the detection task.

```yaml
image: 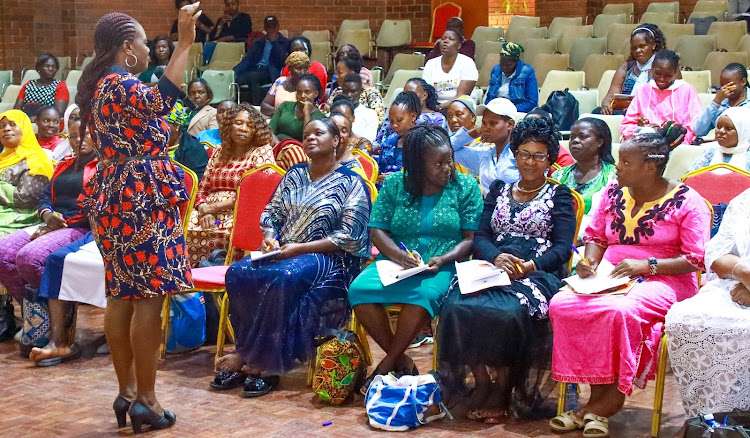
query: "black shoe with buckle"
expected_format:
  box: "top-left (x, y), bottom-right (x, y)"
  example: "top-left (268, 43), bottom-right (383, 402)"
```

top-left (209, 371), bottom-right (248, 390)
top-left (241, 375), bottom-right (280, 398)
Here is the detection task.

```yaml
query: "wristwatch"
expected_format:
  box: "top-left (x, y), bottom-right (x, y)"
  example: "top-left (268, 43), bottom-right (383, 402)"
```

top-left (648, 257), bottom-right (658, 276)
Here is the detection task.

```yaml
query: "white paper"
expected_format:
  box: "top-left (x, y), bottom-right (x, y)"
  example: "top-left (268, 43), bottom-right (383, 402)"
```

top-left (376, 260), bottom-right (430, 286)
top-left (250, 250), bottom-right (281, 261)
top-left (563, 259), bottom-right (631, 294)
top-left (455, 259), bottom-right (511, 294)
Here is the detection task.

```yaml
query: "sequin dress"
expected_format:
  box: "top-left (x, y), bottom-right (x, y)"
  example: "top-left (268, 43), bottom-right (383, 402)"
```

top-left (79, 66), bottom-right (192, 299)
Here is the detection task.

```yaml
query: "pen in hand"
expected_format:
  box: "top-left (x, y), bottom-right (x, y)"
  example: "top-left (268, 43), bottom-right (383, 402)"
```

top-left (571, 245), bottom-right (596, 275)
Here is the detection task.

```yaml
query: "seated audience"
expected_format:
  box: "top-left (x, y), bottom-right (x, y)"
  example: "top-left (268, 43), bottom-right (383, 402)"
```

top-left (138, 35), bottom-right (173, 84)
top-left (438, 116), bottom-right (576, 422)
top-left (695, 63), bottom-right (750, 137)
top-left (211, 118), bottom-right (371, 397)
top-left (348, 124), bottom-right (482, 383)
top-left (280, 36), bottom-right (328, 97)
top-left (186, 78), bottom-right (218, 137)
top-left (327, 58), bottom-right (385, 124)
top-left (422, 29), bottom-right (478, 109)
top-left (165, 102), bottom-right (209, 181)
top-left (330, 44), bottom-right (373, 88)
top-left (171, 0), bottom-right (213, 42)
top-left (665, 187), bottom-right (750, 416)
top-left (552, 118), bottom-right (617, 239)
top-left (262, 52), bottom-right (311, 117)
top-left (689, 107), bottom-right (750, 173)
top-left (598, 24), bottom-right (667, 115)
top-left (450, 97), bottom-right (520, 193)
top-left (14, 53), bottom-right (69, 118)
top-left (329, 97), bottom-right (373, 154)
top-left (621, 50), bottom-right (701, 145)
top-left (485, 42), bottom-right (538, 112)
top-left (61, 104), bottom-right (80, 140)
top-left (375, 78), bottom-right (448, 145)
top-left (186, 104), bottom-right (275, 266)
top-left (197, 99), bottom-right (237, 148)
top-left (522, 108), bottom-right (575, 173)
top-left (426, 17), bottom-right (476, 61)
top-left (270, 74), bottom-right (325, 142)
top-left (35, 106), bottom-right (70, 161)
top-left (0, 110), bottom-right (54, 238)
top-left (374, 91), bottom-right (420, 183)
top-left (333, 73), bottom-right (379, 141)
top-left (328, 112), bottom-right (365, 177)
top-left (209, 0), bottom-right (252, 43)
top-left (234, 15), bottom-right (289, 105)
top-left (549, 133), bottom-right (711, 438)
top-left (447, 95), bottom-right (478, 134)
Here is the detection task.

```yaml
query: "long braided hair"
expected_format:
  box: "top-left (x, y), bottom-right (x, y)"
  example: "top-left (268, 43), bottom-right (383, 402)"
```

top-left (76, 12), bottom-right (138, 140)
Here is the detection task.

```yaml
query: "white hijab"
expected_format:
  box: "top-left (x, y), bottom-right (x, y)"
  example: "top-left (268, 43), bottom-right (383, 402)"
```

top-left (62, 103), bottom-right (79, 137)
top-left (716, 106), bottom-right (750, 156)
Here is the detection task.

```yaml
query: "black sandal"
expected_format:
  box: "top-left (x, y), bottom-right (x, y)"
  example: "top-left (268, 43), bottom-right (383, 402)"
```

top-left (241, 375), bottom-right (280, 398)
top-left (209, 371), bottom-right (248, 390)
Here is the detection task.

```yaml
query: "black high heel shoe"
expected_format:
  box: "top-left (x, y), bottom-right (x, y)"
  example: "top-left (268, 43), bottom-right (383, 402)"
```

top-left (113, 395), bottom-right (132, 428)
top-left (128, 401), bottom-right (176, 434)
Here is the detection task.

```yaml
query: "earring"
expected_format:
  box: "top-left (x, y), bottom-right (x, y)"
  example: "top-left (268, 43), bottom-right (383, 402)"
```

top-left (125, 53), bottom-right (137, 68)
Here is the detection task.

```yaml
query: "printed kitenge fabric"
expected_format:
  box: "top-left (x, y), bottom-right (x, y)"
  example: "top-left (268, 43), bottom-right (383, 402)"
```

top-left (78, 67), bottom-right (193, 299)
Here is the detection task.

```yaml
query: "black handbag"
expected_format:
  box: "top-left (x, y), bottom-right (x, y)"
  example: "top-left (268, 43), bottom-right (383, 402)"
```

top-left (684, 411), bottom-right (750, 438)
top-left (541, 88), bottom-right (579, 132)
top-left (0, 295), bottom-right (17, 342)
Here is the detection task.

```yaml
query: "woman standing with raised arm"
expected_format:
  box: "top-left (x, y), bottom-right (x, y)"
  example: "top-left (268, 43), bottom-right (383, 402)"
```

top-left (75, 4), bottom-right (200, 433)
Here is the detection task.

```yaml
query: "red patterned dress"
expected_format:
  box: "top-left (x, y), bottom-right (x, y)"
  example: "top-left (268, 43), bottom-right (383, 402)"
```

top-left (186, 144), bottom-right (275, 265)
top-left (79, 66), bottom-right (192, 299)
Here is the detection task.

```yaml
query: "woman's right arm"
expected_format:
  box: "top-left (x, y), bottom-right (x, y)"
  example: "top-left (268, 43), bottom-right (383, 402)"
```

top-left (368, 175), bottom-right (419, 268)
top-left (600, 63), bottom-right (628, 115)
top-left (371, 228), bottom-right (419, 269)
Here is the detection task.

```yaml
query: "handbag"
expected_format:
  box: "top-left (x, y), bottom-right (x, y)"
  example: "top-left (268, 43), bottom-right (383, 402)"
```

top-left (311, 329), bottom-right (368, 405)
top-left (684, 411), bottom-right (750, 438)
top-left (165, 292), bottom-right (206, 353)
top-left (20, 285), bottom-right (50, 358)
top-left (541, 88), bottom-right (579, 132)
top-left (365, 372), bottom-right (451, 431)
top-left (0, 295), bottom-right (17, 342)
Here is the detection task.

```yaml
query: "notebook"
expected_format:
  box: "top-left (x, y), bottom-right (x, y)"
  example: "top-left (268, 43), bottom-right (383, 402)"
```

top-left (455, 259), bottom-right (511, 294)
top-left (376, 260), bottom-right (431, 287)
top-left (563, 259), bottom-right (632, 295)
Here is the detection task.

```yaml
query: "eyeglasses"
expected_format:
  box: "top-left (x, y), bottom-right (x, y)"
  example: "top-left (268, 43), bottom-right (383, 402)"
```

top-left (515, 150), bottom-right (549, 162)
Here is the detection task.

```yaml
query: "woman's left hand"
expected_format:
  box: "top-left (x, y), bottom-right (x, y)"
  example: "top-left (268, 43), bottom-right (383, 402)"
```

top-left (610, 258), bottom-right (649, 278)
top-left (730, 283), bottom-right (750, 306)
top-left (424, 256), bottom-right (443, 273)
top-left (277, 243), bottom-right (304, 260)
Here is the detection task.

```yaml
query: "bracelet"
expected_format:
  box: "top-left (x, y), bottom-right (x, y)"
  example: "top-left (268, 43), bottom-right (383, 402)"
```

top-left (732, 261), bottom-right (747, 280)
top-left (648, 257), bottom-right (658, 276)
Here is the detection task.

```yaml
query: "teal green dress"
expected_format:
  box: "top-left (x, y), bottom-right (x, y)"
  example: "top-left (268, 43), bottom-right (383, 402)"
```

top-left (348, 172), bottom-right (483, 317)
top-left (551, 161), bottom-right (616, 214)
top-left (269, 101), bottom-right (325, 141)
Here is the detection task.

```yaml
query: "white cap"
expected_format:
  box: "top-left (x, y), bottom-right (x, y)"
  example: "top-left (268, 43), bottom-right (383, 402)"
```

top-left (476, 98), bottom-right (518, 122)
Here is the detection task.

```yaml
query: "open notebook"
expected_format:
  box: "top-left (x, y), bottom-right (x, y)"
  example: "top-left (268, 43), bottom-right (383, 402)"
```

top-left (376, 260), bottom-right (431, 287)
top-left (563, 259), bottom-right (632, 295)
top-left (455, 259), bottom-right (510, 294)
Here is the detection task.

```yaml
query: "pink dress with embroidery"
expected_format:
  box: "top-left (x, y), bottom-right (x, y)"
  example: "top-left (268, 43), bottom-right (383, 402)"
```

top-left (549, 181), bottom-right (711, 395)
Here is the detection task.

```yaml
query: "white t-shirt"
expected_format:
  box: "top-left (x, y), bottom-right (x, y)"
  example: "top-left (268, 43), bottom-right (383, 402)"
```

top-left (352, 105), bottom-right (379, 142)
top-left (422, 53), bottom-right (479, 104)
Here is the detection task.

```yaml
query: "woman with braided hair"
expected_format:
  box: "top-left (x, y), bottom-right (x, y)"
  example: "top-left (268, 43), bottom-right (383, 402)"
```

top-left (75, 4), bottom-right (201, 433)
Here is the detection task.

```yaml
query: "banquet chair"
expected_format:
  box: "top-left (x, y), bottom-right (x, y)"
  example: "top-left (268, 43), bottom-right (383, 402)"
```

top-left (680, 163), bottom-right (750, 205)
top-left (159, 163), bottom-right (286, 363)
top-left (350, 148), bottom-right (378, 183)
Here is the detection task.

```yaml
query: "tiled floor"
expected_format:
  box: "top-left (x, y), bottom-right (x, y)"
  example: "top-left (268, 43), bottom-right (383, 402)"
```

top-left (2, 304), bottom-right (688, 437)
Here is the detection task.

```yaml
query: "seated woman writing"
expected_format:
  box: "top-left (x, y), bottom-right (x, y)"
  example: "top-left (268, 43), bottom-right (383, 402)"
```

top-left (348, 124), bottom-right (483, 386)
top-left (210, 118), bottom-right (371, 397)
top-left (665, 187), bottom-right (750, 416)
top-left (261, 51), bottom-right (311, 117)
top-left (186, 104), bottom-right (275, 266)
top-left (548, 133), bottom-right (711, 438)
top-left (437, 116), bottom-right (576, 423)
top-left (689, 106), bottom-right (750, 173)
top-left (0, 110), bottom-right (54, 238)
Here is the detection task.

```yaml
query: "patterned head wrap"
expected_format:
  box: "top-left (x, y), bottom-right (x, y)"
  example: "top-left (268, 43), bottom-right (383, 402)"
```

top-left (500, 42), bottom-right (524, 59)
top-left (165, 101), bottom-right (189, 126)
top-left (285, 51), bottom-right (311, 67)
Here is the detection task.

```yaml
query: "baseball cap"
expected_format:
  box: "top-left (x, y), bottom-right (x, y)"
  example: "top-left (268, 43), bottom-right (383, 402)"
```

top-left (477, 98), bottom-right (518, 121)
top-left (264, 16), bottom-right (279, 25)
top-left (450, 95), bottom-right (476, 115)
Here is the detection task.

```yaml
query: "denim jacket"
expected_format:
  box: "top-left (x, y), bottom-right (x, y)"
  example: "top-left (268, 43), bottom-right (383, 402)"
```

top-left (485, 60), bottom-right (538, 113)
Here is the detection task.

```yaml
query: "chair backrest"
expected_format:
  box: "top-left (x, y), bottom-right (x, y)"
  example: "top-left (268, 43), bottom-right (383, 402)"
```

top-left (707, 20), bottom-right (747, 51)
top-left (172, 161), bottom-right (198, 234)
top-left (507, 15), bottom-right (541, 37)
top-left (639, 11), bottom-right (677, 25)
top-left (471, 26), bottom-right (503, 43)
top-left (382, 53), bottom-right (425, 88)
top-left (646, 1), bottom-right (680, 21)
top-left (568, 37), bottom-right (607, 70)
top-left (558, 25), bottom-right (594, 55)
top-left (384, 69), bottom-right (422, 107)
top-left (681, 70), bottom-right (712, 94)
top-left (338, 29), bottom-right (374, 58)
top-left (474, 41), bottom-right (503, 70)
top-left (663, 144), bottom-right (706, 180)
top-left (538, 70), bottom-right (585, 106)
top-left (505, 26), bottom-right (547, 49)
top-left (583, 54), bottom-right (624, 89)
top-left (21, 69), bottom-right (41, 85)
top-left (65, 69), bottom-right (83, 87)
top-left (350, 149), bottom-right (378, 183)
top-left (693, 0), bottom-right (728, 19)
top-left (302, 30), bottom-right (332, 42)
top-left (376, 20), bottom-right (412, 48)
top-left (477, 53), bottom-right (500, 88)
top-left (680, 163), bottom-right (750, 205)
top-left (660, 23), bottom-right (695, 50)
top-left (364, 178), bottom-right (379, 202)
top-left (569, 89), bottom-right (599, 114)
top-left (602, 3), bottom-right (635, 18)
top-left (67, 86), bottom-right (77, 105)
top-left (0, 70), bottom-right (12, 88)
top-left (336, 19), bottom-right (370, 46)
top-left (593, 13), bottom-right (627, 38)
top-left (80, 56), bottom-right (94, 70)
top-left (548, 17), bottom-right (583, 41)
top-left (1, 84), bottom-right (21, 104)
top-left (596, 70), bottom-right (617, 104)
top-left (737, 34), bottom-right (750, 57)
top-left (532, 54), bottom-right (570, 85)
top-left (55, 56), bottom-right (71, 81)
top-left (205, 42), bottom-right (245, 70)
top-left (430, 2), bottom-right (462, 42)
top-left (697, 92), bottom-right (715, 111)
top-left (675, 34), bottom-right (717, 71)
top-left (546, 178), bottom-right (585, 271)
top-left (310, 41), bottom-right (333, 71)
top-left (201, 70), bottom-right (238, 103)
top-left (579, 113), bottom-right (624, 143)
top-left (228, 164), bottom-right (286, 259)
top-left (520, 37), bottom-right (558, 64)
top-left (703, 52), bottom-right (748, 87)
top-left (606, 23), bottom-right (639, 57)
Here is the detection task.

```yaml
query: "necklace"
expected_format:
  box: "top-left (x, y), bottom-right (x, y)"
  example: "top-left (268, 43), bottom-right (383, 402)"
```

top-left (515, 181), bottom-right (546, 194)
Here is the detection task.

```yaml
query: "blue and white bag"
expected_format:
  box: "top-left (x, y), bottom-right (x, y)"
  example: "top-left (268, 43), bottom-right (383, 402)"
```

top-left (166, 292), bottom-right (206, 353)
top-left (365, 372), bottom-right (451, 431)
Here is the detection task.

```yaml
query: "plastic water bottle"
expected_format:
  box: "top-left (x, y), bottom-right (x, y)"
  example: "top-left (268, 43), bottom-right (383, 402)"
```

top-left (565, 384), bottom-right (579, 411)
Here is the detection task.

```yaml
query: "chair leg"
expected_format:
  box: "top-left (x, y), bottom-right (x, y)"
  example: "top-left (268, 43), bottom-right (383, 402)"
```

top-left (350, 312), bottom-right (374, 366)
top-left (431, 316), bottom-right (439, 371)
top-left (557, 382), bottom-right (568, 415)
top-left (651, 334), bottom-right (669, 437)
top-left (159, 295), bottom-right (171, 361)
top-left (215, 292), bottom-right (229, 366)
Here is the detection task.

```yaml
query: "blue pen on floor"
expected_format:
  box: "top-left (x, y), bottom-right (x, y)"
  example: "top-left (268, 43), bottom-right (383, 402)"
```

top-left (322, 421), bottom-right (333, 427)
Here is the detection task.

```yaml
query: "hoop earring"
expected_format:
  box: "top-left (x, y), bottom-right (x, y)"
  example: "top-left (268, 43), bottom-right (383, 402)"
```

top-left (125, 53), bottom-right (137, 68)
